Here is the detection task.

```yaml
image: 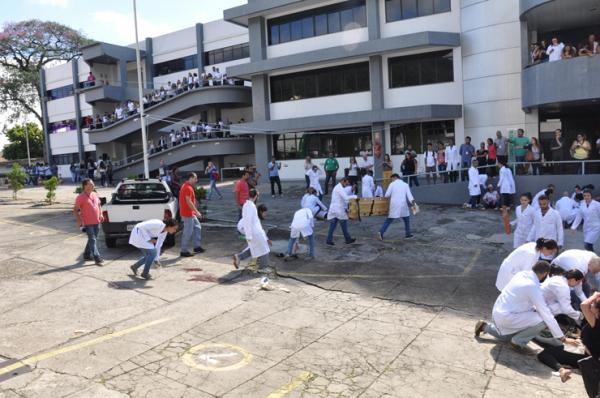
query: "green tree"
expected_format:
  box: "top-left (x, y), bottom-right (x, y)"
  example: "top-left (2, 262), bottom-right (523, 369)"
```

top-left (0, 20), bottom-right (91, 126)
top-left (7, 163), bottom-right (27, 199)
top-left (2, 122), bottom-right (44, 160)
top-left (43, 176), bottom-right (59, 204)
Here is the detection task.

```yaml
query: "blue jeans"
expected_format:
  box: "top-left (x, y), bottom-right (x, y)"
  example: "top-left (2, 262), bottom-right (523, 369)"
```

top-left (84, 224), bottom-right (100, 258)
top-left (484, 321), bottom-right (546, 347)
top-left (208, 179), bottom-right (222, 199)
top-left (181, 216), bottom-right (201, 253)
top-left (380, 217), bottom-right (411, 238)
top-left (287, 234), bottom-right (315, 257)
top-left (326, 218), bottom-right (352, 244)
top-left (132, 247), bottom-right (157, 276)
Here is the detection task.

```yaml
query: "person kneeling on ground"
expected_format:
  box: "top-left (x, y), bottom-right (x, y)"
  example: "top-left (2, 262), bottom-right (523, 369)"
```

top-left (128, 219), bottom-right (178, 280)
top-left (482, 184), bottom-right (500, 209)
top-left (285, 207), bottom-right (315, 261)
top-left (476, 261), bottom-right (579, 354)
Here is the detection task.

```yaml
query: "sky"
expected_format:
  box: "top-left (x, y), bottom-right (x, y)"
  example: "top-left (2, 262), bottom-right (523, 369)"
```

top-left (0, 0), bottom-right (247, 149)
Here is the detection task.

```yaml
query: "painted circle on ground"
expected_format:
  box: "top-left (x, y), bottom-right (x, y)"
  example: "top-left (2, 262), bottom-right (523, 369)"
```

top-left (181, 343), bottom-right (252, 372)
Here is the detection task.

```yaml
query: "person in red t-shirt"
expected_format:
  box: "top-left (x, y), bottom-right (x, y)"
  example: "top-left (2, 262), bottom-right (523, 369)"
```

top-left (73, 178), bottom-right (104, 265)
top-left (179, 172), bottom-right (203, 257)
top-left (234, 171), bottom-right (250, 220)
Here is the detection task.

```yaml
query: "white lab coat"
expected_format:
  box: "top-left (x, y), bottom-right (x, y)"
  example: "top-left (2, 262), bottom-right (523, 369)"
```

top-left (531, 189), bottom-right (547, 210)
top-left (306, 169), bottom-right (323, 195)
top-left (445, 145), bottom-right (460, 171)
top-left (497, 166), bottom-right (515, 194)
top-left (241, 200), bottom-right (269, 258)
top-left (128, 219), bottom-right (167, 260)
top-left (496, 242), bottom-right (540, 291)
top-left (328, 183), bottom-right (357, 220)
top-left (527, 207), bottom-right (564, 246)
top-left (552, 249), bottom-right (597, 302)
top-left (492, 271), bottom-right (564, 338)
top-left (468, 167), bottom-right (480, 196)
top-left (541, 276), bottom-right (581, 321)
top-left (374, 186), bottom-right (384, 197)
top-left (510, 205), bottom-right (535, 248)
top-left (556, 197), bottom-right (578, 224)
top-left (571, 200), bottom-right (600, 245)
top-left (385, 179), bottom-right (414, 219)
top-left (290, 208), bottom-right (314, 239)
top-left (361, 174), bottom-right (375, 198)
top-left (301, 193), bottom-right (327, 217)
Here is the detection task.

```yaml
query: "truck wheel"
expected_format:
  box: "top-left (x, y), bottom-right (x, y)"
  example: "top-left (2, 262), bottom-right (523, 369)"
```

top-left (105, 238), bottom-right (117, 248)
top-left (164, 234), bottom-right (175, 248)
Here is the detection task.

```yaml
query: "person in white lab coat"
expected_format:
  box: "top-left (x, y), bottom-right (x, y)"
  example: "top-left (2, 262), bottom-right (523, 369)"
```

top-left (326, 177), bottom-right (357, 245)
top-left (532, 185), bottom-right (555, 210)
top-left (467, 160), bottom-right (481, 209)
top-left (496, 238), bottom-right (559, 291)
top-left (445, 138), bottom-right (460, 183)
top-left (542, 268), bottom-right (584, 323)
top-left (377, 174), bottom-right (416, 241)
top-left (233, 204), bottom-right (268, 269)
top-left (301, 187), bottom-right (327, 219)
top-left (284, 207), bottom-right (315, 261)
top-left (241, 189), bottom-right (272, 273)
top-left (361, 170), bottom-right (375, 198)
top-left (128, 219), bottom-right (178, 279)
top-left (555, 192), bottom-right (578, 225)
top-left (476, 262), bottom-right (578, 352)
top-left (551, 249), bottom-right (600, 305)
top-left (528, 195), bottom-right (564, 248)
top-left (571, 190), bottom-right (600, 252)
top-left (510, 193), bottom-right (535, 248)
top-left (306, 165), bottom-right (324, 200)
top-left (497, 159), bottom-right (516, 209)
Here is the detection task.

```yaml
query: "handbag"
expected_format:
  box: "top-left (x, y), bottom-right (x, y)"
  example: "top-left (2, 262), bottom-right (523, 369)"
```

top-left (578, 356), bottom-right (600, 398)
top-left (526, 150), bottom-right (534, 162)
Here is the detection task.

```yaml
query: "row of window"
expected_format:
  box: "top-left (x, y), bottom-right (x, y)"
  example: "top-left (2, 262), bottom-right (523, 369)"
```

top-left (204, 43), bottom-right (249, 66)
top-left (384, 0), bottom-right (451, 23)
top-left (154, 55), bottom-right (198, 77)
top-left (270, 62), bottom-right (370, 103)
top-left (51, 151), bottom-right (95, 166)
top-left (391, 120), bottom-right (455, 154)
top-left (46, 84), bottom-right (74, 100)
top-left (389, 50), bottom-right (453, 88)
top-left (268, 0), bottom-right (366, 46)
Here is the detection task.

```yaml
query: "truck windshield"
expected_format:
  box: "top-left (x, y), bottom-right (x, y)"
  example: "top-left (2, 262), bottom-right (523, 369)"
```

top-left (115, 183), bottom-right (169, 201)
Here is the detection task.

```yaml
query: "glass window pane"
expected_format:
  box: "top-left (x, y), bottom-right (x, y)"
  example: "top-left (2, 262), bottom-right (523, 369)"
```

top-left (405, 58), bottom-right (420, 86)
top-left (343, 68), bottom-right (357, 93)
top-left (291, 20), bottom-right (302, 41)
top-left (330, 71), bottom-right (342, 95)
top-left (208, 53), bottom-right (215, 65)
top-left (271, 79), bottom-right (282, 102)
top-left (402, 0), bottom-right (418, 19)
top-left (213, 51), bottom-right (223, 64)
top-left (242, 45), bottom-right (250, 58)
top-left (436, 51), bottom-right (454, 82)
top-left (304, 75), bottom-right (316, 98)
top-left (292, 76), bottom-right (305, 99)
top-left (419, 0), bottom-right (434, 16)
top-left (233, 45), bottom-right (242, 60)
top-left (356, 64), bottom-right (370, 91)
top-left (354, 5), bottom-right (367, 26)
top-left (270, 24), bottom-right (279, 45)
top-left (223, 47), bottom-right (233, 62)
top-left (279, 23), bottom-right (290, 43)
top-left (315, 14), bottom-right (328, 35)
top-left (340, 9), bottom-right (354, 30)
top-left (328, 12), bottom-right (340, 33)
top-left (281, 79), bottom-right (292, 101)
top-left (386, 0), bottom-right (402, 22)
top-left (302, 17), bottom-right (314, 38)
top-left (317, 71), bottom-right (331, 96)
top-left (434, 0), bottom-right (451, 13)
top-left (420, 57), bottom-right (436, 84)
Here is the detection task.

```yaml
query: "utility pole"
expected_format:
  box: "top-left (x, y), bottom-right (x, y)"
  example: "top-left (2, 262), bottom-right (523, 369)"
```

top-left (132, 0), bottom-right (150, 178)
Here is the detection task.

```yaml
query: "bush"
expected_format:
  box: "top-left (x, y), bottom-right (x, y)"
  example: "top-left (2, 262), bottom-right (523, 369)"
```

top-left (194, 186), bottom-right (207, 200)
top-left (7, 163), bottom-right (27, 199)
top-left (43, 176), bottom-right (59, 204)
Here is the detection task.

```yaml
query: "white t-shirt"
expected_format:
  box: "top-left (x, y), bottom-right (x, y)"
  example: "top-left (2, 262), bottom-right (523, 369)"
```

top-left (547, 43), bottom-right (565, 62)
top-left (424, 150), bottom-right (436, 167)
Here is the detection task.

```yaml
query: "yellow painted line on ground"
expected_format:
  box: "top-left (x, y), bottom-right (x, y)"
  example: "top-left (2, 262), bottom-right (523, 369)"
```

top-left (0, 318), bottom-right (169, 377)
top-left (279, 272), bottom-right (464, 280)
top-left (266, 371), bottom-right (315, 398)
top-left (462, 248), bottom-right (482, 275)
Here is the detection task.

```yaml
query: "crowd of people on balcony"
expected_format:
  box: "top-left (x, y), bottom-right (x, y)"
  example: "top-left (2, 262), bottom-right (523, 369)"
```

top-left (530, 33), bottom-right (598, 65)
top-left (147, 119), bottom-right (235, 155)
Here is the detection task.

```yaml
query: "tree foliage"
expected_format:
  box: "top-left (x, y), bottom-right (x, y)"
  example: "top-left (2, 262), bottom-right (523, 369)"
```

top-left (43, 176), bottom-right (59, 204)
top-left (7, 163), bottom-right (27, 199)
top-left (0, 20), bottom-right (92, 124)
top-left (2, 122), bottom-right (44, 160)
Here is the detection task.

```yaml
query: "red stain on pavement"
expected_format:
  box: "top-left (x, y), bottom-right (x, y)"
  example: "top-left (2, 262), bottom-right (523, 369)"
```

top-left (183, 268), bottom-right (203, 272)
top-left (187, 274), bottom-right (219, 283)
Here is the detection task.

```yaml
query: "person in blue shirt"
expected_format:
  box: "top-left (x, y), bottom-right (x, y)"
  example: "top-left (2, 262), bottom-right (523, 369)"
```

top-left (459, 136), bottom-right (475, 181)
top-left (267, 156), bottom-right (282, 198)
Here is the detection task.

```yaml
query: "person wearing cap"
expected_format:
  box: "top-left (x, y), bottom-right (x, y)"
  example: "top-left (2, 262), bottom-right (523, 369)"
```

top-left (528, 194), bottom-right (564, 248)
top-left (482, 184), bottom-right (500, 209)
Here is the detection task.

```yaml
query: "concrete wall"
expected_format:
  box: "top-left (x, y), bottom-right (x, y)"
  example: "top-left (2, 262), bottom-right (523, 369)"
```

top-left (47, 96), bottom-right (75, 122)
top-left (152, 26), bottom-right (197, 64)
top-left (270, 91), bottom-right (372, 120)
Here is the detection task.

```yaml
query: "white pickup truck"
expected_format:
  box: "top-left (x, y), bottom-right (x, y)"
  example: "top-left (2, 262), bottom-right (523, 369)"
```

top-left (100, 179), bottom-right (179, 248)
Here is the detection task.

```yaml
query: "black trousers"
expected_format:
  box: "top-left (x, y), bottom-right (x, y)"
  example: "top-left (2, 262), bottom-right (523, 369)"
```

top-left (269, 176), bottom-right (282, 195)
top-left (537, 345), bottom-right (585, 371)
top-left (324, 171), bottom-right (337, 194)
top-left (305, 174), bottom-right (310, 189)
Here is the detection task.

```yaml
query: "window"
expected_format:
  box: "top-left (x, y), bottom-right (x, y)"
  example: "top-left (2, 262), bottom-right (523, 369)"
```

top-left (115, 183), bottom-right (169, 202)
top-left (267, 0), bottom-right (367, 45)
top-left (204, 43), bottom-right (250, 66)
top-left (272, 127), bottom-right (372, 159)
top-left (270, 62), bottom-right (370, 103)
top-left (49, 119), bottom-right (76, 134)
top-left (46, 84), bottom-right (73, 100)
top-left (385, 0), bottom-right (451, 22)
top-left (153, 55), bottom-right (198, 77)
top-left (52, 152), bottom-right (79, 165)
top-left (388, 50), bottom-right (453, 88)
top-left (391, 120), bottom-right (455, 154)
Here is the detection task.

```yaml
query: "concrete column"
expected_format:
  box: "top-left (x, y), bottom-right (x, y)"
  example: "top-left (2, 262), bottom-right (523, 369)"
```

top-left (144, 37), bottom-right (154, 89)
top-left (71, 60), bottom-right (85, 162)
top-left (366, 0), bottom-right (380, 40)
top-left (248, 16), bottom-right (267, 61)
top-left (118, 60), bottom-right (127, 97)
top-left (39, 69), bottom-right (51, 164)
top-left (253, 134), bottom-right (272, 176)
top-left (372, 122), bottom-right (386, 182)
top-left (251, 74), bottom-right (271, 176)
top-left (195, 23), bottom-right (205, 75)
top-left (369, 55), bottom-right (385, 181)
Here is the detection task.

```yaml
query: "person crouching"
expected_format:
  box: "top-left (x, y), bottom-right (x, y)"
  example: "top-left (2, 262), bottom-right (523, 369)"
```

top-left (284, 208), bottom-right (315, 261)
top-left (128, 219), bottom-right (178, 280)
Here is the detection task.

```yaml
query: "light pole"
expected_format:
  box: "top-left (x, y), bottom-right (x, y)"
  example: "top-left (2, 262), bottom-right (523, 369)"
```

top-left (22, 119), bottom-right (31, 167)
top-left (132, 0), bottom-right (150, 178)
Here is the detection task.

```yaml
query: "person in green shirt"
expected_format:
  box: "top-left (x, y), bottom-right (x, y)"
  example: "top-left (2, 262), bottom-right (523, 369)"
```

top-left (509, 129), bottom-right (531, 162)
top-left (323, 152), bottom-right (339, 195)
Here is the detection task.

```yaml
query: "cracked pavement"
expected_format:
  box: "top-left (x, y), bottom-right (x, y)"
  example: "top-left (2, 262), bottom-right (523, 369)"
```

top-left (0, 183), bottom-right (589, 397)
